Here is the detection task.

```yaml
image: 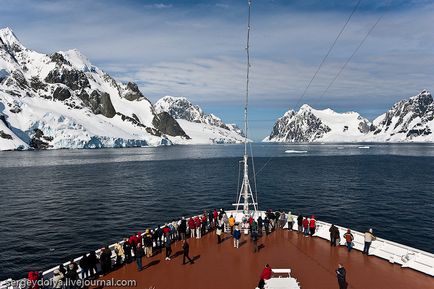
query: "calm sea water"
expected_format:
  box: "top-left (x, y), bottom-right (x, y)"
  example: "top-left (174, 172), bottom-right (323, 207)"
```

top-left (1, 143), bottom-right (433, 280)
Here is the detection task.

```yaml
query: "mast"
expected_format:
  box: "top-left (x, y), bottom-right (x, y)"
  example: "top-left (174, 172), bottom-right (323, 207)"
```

top-left (233, 0), bottom-right (257, 215)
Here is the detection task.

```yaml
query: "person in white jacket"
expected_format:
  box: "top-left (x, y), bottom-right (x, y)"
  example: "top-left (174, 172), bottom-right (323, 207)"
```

top-left (52, 269), bottom-right (64, 289)
top-left (287, 211), bottom-right (294, 231)
top-left (363, 228), bottom-right (376, 255)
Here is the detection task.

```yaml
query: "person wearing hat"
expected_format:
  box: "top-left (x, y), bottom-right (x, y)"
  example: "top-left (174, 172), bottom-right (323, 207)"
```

top-left (363, 228), bottom-right (376, 255)
top-left (343, 229), bottom-right (354, 252)
top-left (309, 215), bottom-right (317, 236)
top-left (258, 264), bottom-right (272, 289)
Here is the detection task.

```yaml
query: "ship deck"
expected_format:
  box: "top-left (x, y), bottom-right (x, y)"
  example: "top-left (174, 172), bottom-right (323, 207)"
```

top-left (97, 229), bottom-right (433, 289)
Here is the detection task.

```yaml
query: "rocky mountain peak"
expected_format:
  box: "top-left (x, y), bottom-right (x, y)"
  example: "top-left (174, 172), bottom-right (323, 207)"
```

top-left (154, 96), bottom-right (205, 123)
top-left (154, 95), bottom-right (244, 138)
top-left (0, 27), bottom-right (23, 51)
top-left (266, 104), bottom-right (373, 142)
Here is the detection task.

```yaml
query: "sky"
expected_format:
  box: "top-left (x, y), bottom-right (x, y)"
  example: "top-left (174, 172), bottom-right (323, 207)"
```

top-left (1, 0), bottom-right (434, 140)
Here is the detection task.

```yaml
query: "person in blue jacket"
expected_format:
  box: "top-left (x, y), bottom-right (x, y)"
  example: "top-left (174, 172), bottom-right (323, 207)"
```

top-left (233, 225), bottom-right (241, 248)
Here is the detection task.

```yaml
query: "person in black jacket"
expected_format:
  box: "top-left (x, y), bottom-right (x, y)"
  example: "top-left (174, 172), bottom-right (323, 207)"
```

top-left (329, 224), bottom-right (340, 247)
top-left (165, 237), bottom-right (172, 261)
top-left (257, 216), bottom-right (263, 237)
top-left (136, 244), bottom-right (144, 271)
top-left (251, 230), bottom-right (259, 253)
top-left (297, 214), bottom-right (303, 233)
top-left (65, 260), bottom-right (79, 289)
top-left (79, 254), bottom-right (89, 279)
top-left (123, 238), bottom-right (132, 263)
top-left (179, 217), bottom-right (187, 240)
top-left (182, 240), bottom-right (194, 265)
top-left (100, 246), bottom-right (112, 275)
top-left (143, 231), bottom-right (153, 258)
top-left (87, 251), bottom-right (98, 277)
top-left (264, 217), bottom-right (270, 235)
top-left (58, 264), bottom-right (66, 282)
top-left (336, 264), bottom-right (348, 289)
top-left (155, 226), bottom-right (163, 252)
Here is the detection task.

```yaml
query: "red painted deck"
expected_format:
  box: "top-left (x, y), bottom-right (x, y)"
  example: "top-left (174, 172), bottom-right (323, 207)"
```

top-left (98, 229), bottom-right (433, 289)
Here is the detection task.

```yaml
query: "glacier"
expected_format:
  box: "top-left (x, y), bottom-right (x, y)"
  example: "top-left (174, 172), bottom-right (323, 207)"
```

top-left (0, 27), bottom-right (244, 151)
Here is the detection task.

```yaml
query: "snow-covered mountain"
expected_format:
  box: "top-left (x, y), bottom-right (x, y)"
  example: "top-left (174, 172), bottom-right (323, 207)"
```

top-left (265, 90), bottom-right (434, 143)
top-left (264, 104), bottom-right (373, 142)
top-left (154, 96), bottom-right (245, 144)
top-left (370, 90), bottom-right (434, 142)
top-left (0, 27), bottom-right (242, 151)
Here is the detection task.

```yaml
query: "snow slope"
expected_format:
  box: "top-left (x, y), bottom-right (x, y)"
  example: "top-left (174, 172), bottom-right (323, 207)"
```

top-left (155, 96), bottom-right (245, 144)
top-left (0, 114), bottom-right (28, 150)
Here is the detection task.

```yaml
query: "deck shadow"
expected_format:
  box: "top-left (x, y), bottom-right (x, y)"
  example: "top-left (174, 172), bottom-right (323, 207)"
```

top-left (192, 255), bottom-right (201, 262)
top-left (239, 240), bottom-right (247, 247)
top-left (142, 260), bottom-right (160, 270)
top-left (171, 250), bottom-right (184, 258)
top-left (221, 236), bottom-right (232, 243)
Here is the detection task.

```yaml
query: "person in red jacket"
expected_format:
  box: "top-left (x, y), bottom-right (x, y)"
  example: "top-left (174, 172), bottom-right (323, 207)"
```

top-left (27, 271), bottom-right (39, 289)
top-left (302, 217), bottom-right (309, 237)
top-left (213, 209), bottom-right (218, 224)
top-left (129, 234), bottom-right (138, 257)
top-left (309, 215), bottom-right (316, 236)
top-left (194, 216), bottom-right (202, 238)
top-left (201, 213), bottom-right (208, 235)
top-left (258, 264), bottom-right (272, 289)
top-left (136, 232), bottom-right (142, 246)
top-left (162, 224), bottom-right (171, 237)
top-left (188, 217), bottom-right (196, 238)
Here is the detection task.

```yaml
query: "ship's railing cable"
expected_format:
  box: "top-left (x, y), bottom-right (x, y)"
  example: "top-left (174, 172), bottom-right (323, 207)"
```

top-left (318, 14), bottom-right (386, 101)
top-left (294, 0), bottom-right (362, 109)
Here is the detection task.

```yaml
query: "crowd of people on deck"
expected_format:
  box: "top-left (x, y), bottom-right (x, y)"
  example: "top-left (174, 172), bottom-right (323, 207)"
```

top-left (27, 208), bottom-right (377, 289)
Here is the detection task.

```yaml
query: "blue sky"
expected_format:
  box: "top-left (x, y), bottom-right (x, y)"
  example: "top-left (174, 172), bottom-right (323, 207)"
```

top-left (1, 0), bottom-right (434, 140)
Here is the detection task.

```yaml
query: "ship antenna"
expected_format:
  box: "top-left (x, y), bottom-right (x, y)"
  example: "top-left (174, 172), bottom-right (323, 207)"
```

top-left (233, 0), bottom-right (258, 215)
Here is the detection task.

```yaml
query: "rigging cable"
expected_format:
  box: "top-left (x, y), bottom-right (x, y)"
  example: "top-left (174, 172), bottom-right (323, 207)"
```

top-left (294, 0), bottom-right (362, 108)
top-left (256, 0), bottom-right (362, 177)
top-left (249, 142), bottom-right (259, 209)
top-left (236, 160), bottom-right (242, 203)
top-left (318, 15), bottom-right (384, 100)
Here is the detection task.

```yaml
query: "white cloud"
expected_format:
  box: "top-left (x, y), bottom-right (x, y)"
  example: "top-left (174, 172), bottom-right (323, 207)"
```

top-left (144, 3), bottom-right (173, 9)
